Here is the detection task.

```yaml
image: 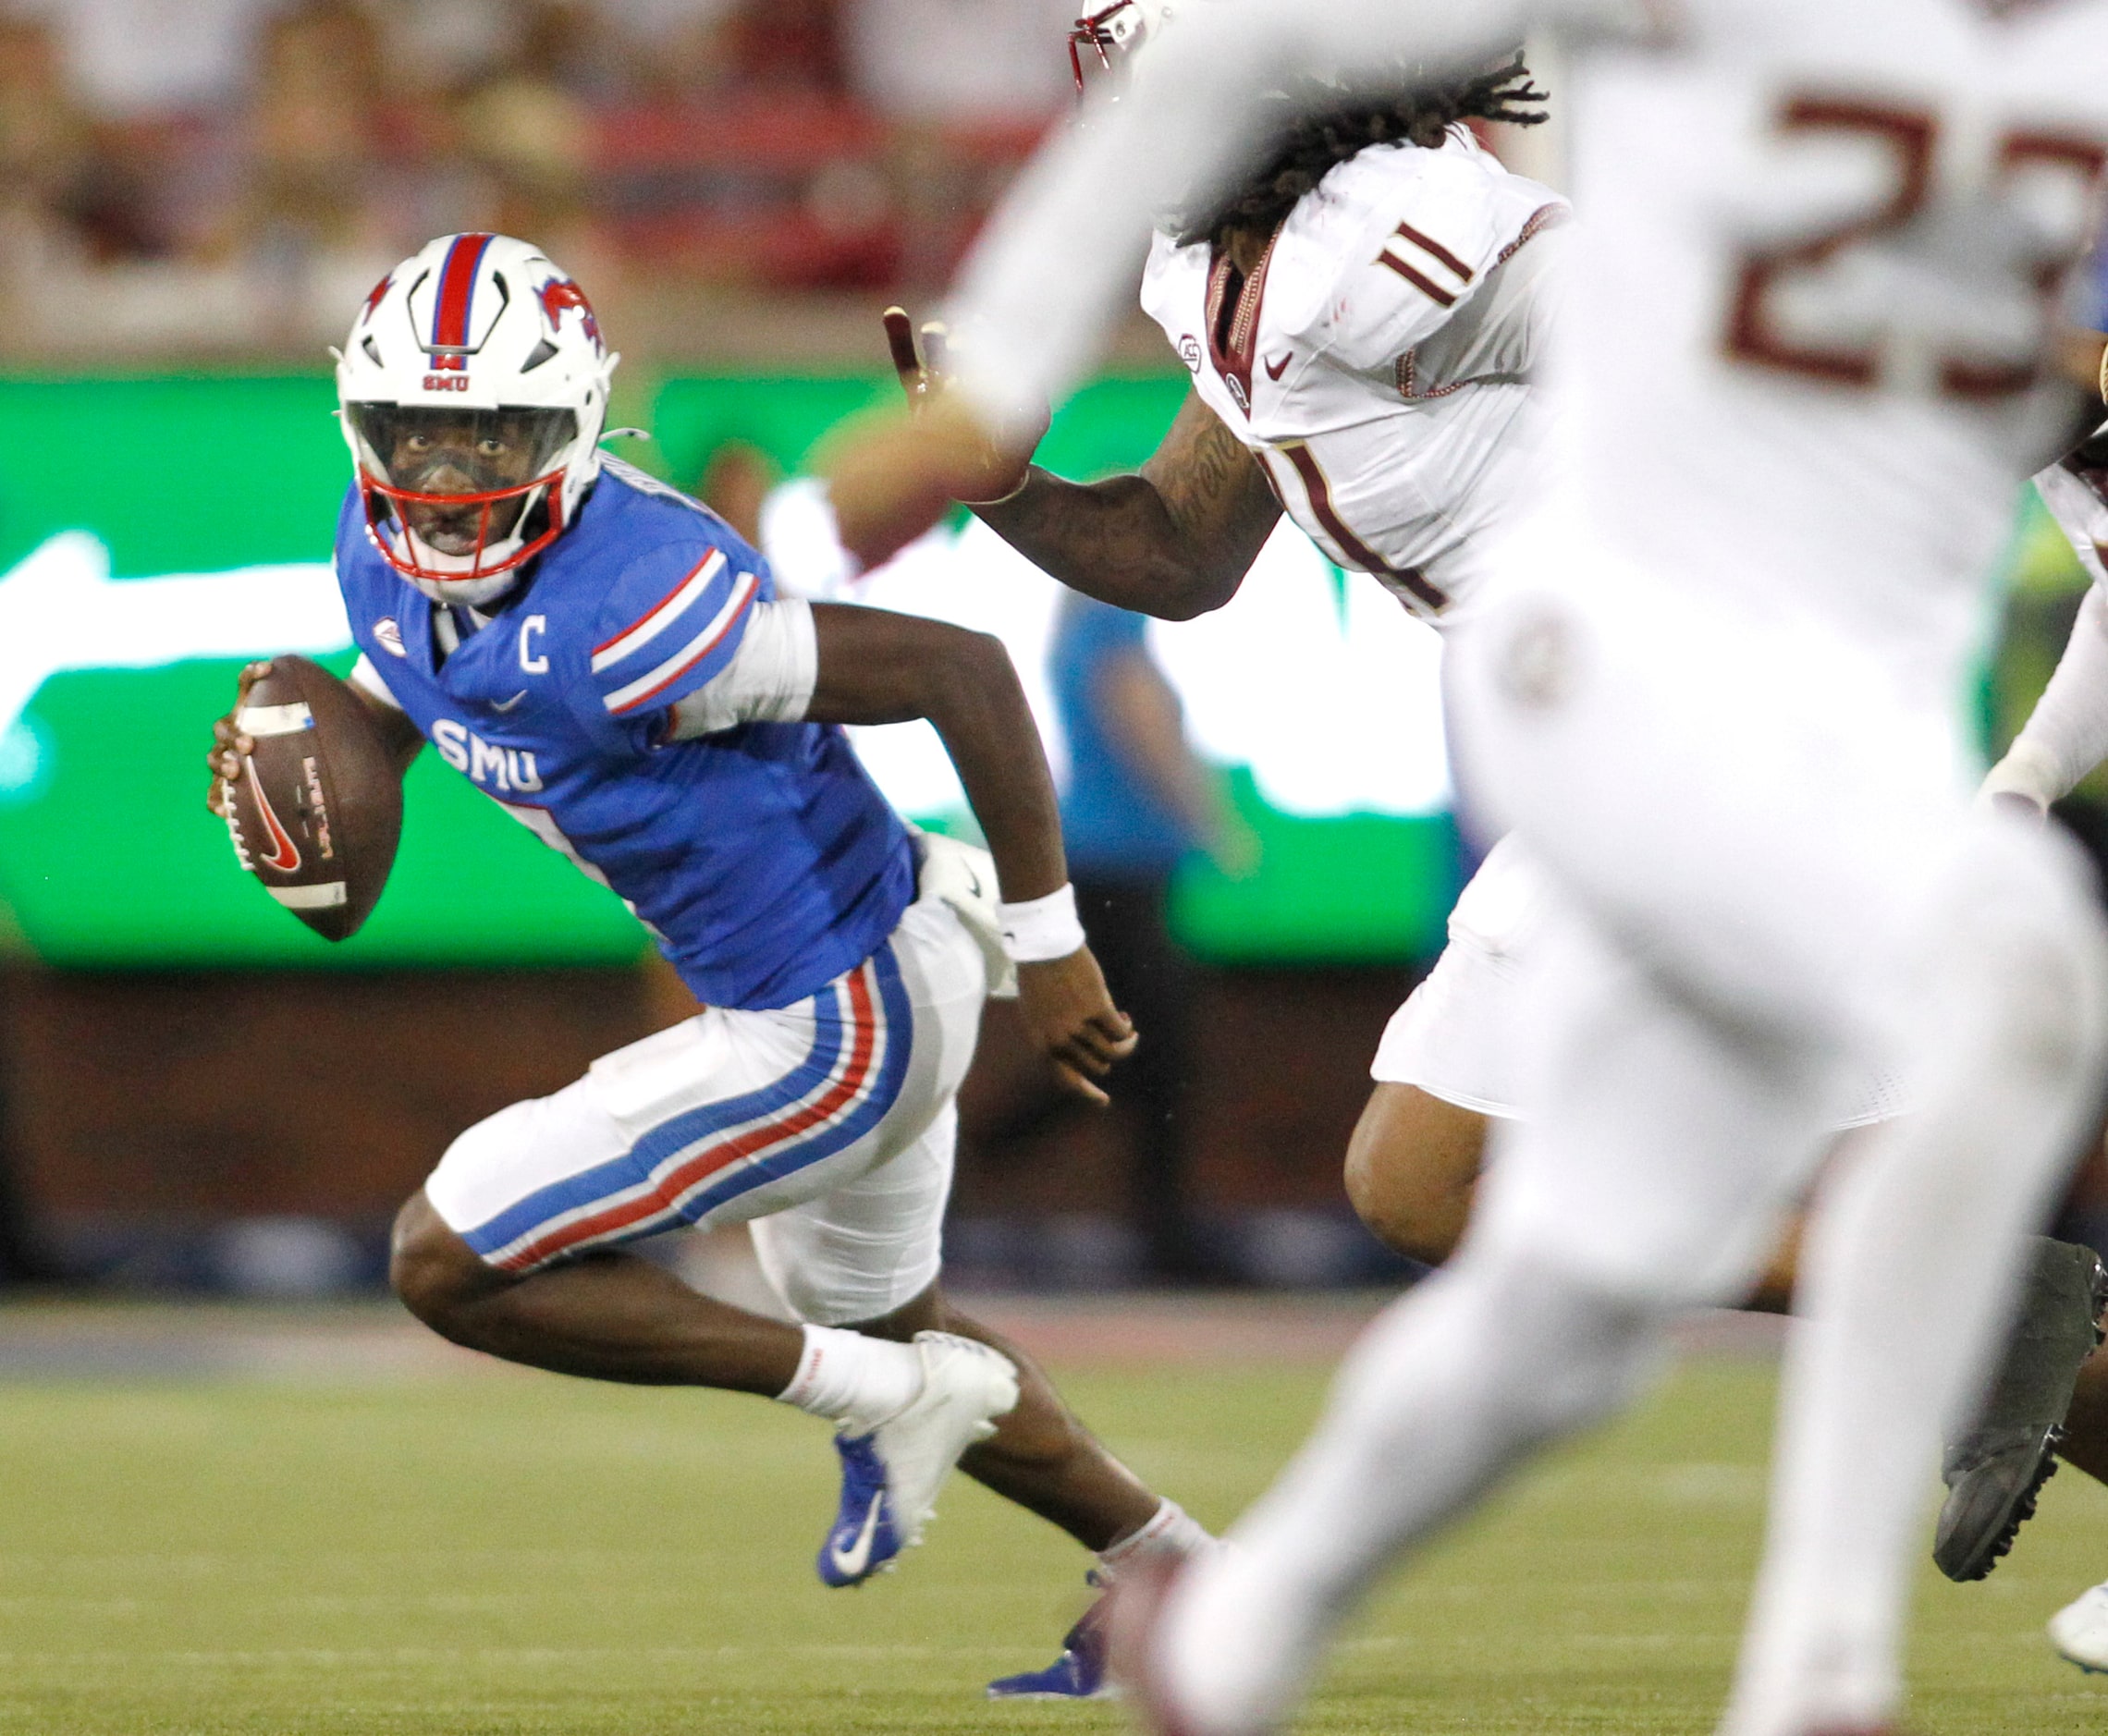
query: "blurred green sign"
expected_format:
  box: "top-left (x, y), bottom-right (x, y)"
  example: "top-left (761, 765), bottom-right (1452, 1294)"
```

top-left (0, 373), bottom-right (1461, 972)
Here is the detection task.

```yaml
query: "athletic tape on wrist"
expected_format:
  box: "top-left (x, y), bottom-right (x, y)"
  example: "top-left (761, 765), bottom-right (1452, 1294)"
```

top-left (999, 883), bottom-right (1086, 963)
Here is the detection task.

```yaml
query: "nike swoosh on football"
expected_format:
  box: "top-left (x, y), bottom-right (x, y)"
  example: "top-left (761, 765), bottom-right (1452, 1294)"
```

top-left (244, 757), bottom-right (301, 874)
top-left (1264, 351), bottom-right (1292, 380)
top-left (491, 691), bottom-right (529, 712)
top-left (829, 1492), bottom-right (887, 1581)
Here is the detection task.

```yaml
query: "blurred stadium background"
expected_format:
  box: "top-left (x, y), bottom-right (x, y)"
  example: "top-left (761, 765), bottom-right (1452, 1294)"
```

top-left (0, 0), bottom-right (1477, 1300)
top-left (0, 0), bottom-right (2101, 1297)
top-left (1, 0), bottom-right (2107, 1300)
top-left (7, 6), bottom-right (2108, 1732)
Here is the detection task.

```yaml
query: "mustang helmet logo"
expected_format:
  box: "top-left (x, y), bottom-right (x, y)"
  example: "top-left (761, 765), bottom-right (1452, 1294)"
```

top-left (538, 277), bottom-right (603, 350)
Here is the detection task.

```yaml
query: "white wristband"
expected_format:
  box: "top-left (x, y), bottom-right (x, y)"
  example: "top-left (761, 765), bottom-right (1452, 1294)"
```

top-left (999, 883), bottom-right (1086, 963)
top-left (1979, 739), bottom-right (2065, 813)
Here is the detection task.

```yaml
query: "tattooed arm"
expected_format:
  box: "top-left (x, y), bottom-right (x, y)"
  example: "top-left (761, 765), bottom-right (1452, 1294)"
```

top-left (974, 388), bottom-right (1281, 621)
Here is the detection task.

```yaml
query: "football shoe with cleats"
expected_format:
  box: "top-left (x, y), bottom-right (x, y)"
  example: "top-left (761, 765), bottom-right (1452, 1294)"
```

top-left (987, 1571), bottom-right (1116, 1700)
top-left (1933, 1237), bottom-right (2108, 1582)
top-left (1106, 1551), bottom-right (1223, 1736)
top-left (2050, 1579), bottom-right (2108, 1673)
top-left (816, 1330), bottom-right (1018, 1588)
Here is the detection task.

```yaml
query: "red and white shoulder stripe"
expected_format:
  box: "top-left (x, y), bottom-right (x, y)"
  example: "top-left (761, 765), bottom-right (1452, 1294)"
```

top-left (592, 549), bottom-right (762, 715)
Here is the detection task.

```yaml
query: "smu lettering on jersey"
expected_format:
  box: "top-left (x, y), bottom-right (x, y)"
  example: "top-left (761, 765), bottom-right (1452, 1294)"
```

top-left (335, 458), bottom-right (915, 1009)
top-left (1140, 128), bottom-right (1565, 625)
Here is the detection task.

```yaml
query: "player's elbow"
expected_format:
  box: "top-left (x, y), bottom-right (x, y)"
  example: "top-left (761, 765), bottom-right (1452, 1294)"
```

top-left (1149, 558), bottom-right (1244, 621)
top-left (929, 626), bottom-right (1025, 712)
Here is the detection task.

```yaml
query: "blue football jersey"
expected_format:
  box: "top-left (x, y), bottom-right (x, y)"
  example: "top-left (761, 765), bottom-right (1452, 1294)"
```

top-left (334, 459), bottom-right (916, 1009)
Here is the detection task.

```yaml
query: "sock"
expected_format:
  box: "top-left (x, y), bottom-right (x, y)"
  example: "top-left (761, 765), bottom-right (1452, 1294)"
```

top-left (1097, 1498), bottom-right (1212, 1581)
top-left (775, 1324), bottom-right (924, 1429)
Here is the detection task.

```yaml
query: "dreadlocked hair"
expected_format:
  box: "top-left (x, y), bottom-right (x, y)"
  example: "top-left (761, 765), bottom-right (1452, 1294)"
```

top-left (1173, 54), bottom-right (1550, 250)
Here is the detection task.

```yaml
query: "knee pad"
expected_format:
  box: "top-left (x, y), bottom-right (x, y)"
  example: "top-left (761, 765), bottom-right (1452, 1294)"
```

top-left (1912, 825), bottom-right (2108, 1089)
top-left (1500, 1272), bottom-right (1666, 1443)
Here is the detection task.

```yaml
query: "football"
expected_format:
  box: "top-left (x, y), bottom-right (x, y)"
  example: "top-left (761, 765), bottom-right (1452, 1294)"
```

top-left (220, 656), bottom-right (403, 942)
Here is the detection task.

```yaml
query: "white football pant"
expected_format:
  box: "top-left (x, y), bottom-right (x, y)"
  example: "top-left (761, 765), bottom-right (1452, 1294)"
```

top-left (1152, 550), bottom-right (2108, 1736)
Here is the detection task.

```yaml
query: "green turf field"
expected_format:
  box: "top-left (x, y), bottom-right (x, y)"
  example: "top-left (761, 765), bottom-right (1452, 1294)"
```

top-left (2, 1339), bottom-right (2107, 1734)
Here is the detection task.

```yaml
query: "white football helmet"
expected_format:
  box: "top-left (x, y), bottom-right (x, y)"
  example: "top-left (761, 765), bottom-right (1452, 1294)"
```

top-left (336, 232), bottom-right (618, 605)
top-left (1067, 0), bottom-right (1176, 95)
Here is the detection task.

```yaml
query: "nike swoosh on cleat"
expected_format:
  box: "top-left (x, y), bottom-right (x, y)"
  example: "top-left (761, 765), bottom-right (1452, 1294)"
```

top-left (491, 690), bottom-right (529, 712)
top-left (829, 1491), bottom-right (887, 1582)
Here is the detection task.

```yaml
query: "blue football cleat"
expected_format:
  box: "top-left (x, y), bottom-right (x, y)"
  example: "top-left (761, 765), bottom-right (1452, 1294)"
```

top-left (815, 1331), bottom-right (1020, 1589)
top-left (987, 1579), bottom-right (1116, 1700)
top-left (817, 1430), bottom-right (906, 1587)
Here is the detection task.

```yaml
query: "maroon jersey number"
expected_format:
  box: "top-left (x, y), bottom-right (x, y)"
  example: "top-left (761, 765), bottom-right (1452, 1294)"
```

top-left (1723, 95), bottom-right (2104, 398)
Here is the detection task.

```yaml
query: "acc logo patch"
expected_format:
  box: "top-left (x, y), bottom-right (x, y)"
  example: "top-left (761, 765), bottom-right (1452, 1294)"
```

top-left (374, 617), bottom-right (408, 658)
top-left (1178, 335), bottom-right (1203, 374)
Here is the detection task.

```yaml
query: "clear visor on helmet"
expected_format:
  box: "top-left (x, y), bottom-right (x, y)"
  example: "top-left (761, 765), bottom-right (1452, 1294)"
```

top-left (349, 402), bottom-right (577, 573)
top-left (350, 403), bottom-right (576, 498)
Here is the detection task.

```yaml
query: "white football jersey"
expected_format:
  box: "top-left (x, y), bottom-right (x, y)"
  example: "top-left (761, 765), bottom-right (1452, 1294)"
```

top-left (1550, 0), bottom-right (2108, 691)
top-left (1138, 130), bottom-right (1566, 623)
top-left (952, 0), bottom-right (2108, 684)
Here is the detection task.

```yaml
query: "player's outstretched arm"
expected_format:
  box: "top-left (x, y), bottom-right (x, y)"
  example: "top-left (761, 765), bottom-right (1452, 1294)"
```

top-left (981, 389), bottom-right (1281, 621)
top-left (866, 310), bottom-right (1279, 619)
top-left (204, 658), bottom-right (423, 818)
top-left (1982, 583), bottom-right (2108, 820)
top-left (804, 603), bottom-right (1137, 1104)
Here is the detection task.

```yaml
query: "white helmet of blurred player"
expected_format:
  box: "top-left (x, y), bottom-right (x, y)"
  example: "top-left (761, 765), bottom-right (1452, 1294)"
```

top-left (336, 232), bottom-right (618, 605)
top-left (1067, 1), bottom-right (1177, 95)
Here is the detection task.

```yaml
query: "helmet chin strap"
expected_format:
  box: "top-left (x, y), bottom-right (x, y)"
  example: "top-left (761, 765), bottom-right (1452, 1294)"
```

top-left (393, 520), bottom-right (532, 605)
top-left (386, 479), bottom-right (551, 604)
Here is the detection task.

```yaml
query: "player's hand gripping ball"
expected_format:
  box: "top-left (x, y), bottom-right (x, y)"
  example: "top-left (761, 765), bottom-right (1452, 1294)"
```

top-left (206, 658), bottom-right (403, 941)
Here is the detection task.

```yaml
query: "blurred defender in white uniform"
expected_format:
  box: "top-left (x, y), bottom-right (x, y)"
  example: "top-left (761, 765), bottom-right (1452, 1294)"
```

top-left (828, 3), bottom-right (2108, 1735)
top-left (1982, 435), bottom-right (2108, 1668)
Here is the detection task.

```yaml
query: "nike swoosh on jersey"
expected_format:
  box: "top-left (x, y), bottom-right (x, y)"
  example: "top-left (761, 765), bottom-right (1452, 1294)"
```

top-left (829, 1490), bottom-right (888, 1582)
top-left (491, 690), bottom-right (529, 712)
top-left (1264, 351), bottom-right (1292, 380)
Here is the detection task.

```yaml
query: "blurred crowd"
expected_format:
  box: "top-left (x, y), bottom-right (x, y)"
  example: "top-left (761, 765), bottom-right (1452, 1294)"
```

top-left (0, 0), bottom-right (1079, 358)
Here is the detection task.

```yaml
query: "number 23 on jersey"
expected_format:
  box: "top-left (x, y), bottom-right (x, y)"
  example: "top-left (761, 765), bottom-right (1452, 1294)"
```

top-left (1723, 93), bottom-right (2104, 399)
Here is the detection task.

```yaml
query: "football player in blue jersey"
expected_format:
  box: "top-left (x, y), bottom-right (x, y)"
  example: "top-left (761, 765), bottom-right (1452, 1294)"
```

top-left (206, 233), bottom-right (1213, 1690)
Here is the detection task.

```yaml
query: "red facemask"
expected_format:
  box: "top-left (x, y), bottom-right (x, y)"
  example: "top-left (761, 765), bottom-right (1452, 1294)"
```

top-left (356, 465), bottom-right (568, 584)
